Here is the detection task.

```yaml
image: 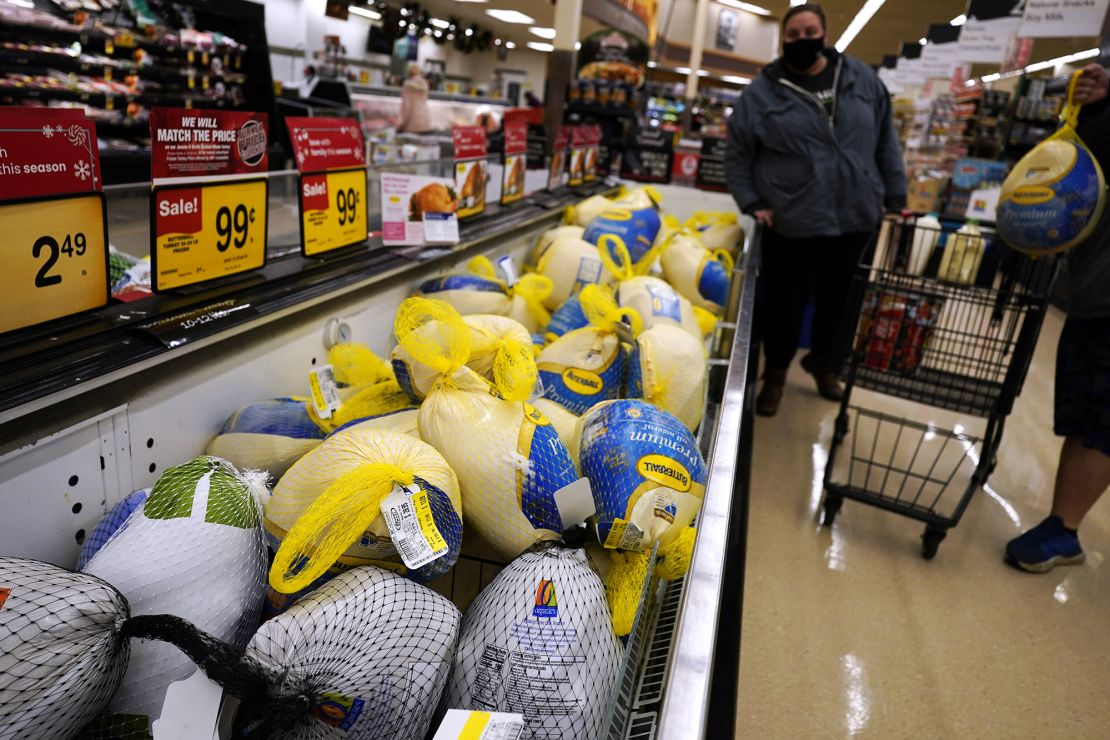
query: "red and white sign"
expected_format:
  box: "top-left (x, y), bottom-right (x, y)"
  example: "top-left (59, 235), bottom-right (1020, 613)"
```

top-left (285, 116), bottom-right (365, 172)
top-left (549, 127), bottom-right (570, 191)
top-left (0, 108), bottom-right (101, 200)
top-left (150, 107), bottom-right (269, 181)
top-left (452, 126), bottom-right (488, 161)
top-left (501, 121), bottom-right (528, 205)
top-left (673, 151), bottom-right (700, 180)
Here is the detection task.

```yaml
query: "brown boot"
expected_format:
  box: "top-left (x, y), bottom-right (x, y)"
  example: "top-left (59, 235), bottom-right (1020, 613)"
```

top-left (756, 368), bottom-right (787, 416)
top-left (800, 353), bottom-right (844, 402)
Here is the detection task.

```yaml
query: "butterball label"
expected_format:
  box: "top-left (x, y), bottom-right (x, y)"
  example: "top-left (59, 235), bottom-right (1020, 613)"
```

top-left (562, 367), bottom-right (603, 395)
top-left (637, 454), bottom-right (692, 492)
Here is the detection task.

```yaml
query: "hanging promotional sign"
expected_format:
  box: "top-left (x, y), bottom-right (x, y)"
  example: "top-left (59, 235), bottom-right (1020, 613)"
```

top-left (286, 116), bottom-right (368, 257)
top-left (0, 108), bottom-right (108, 334)
top-left (958, 17), bottom-right (1022, 63)
top-left (1020, 0), bottom-right (1110, 37)
top-left (149, 108), bottom-right (269, 291)
top-left (501, 122), bottom-right (527, 205)
top-left (577, 29), bottom-right (650, 88)
top-left (453, 125), bottom-right (488, 219)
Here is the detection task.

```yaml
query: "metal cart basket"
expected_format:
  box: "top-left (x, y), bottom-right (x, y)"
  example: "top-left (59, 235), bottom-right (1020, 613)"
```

top-left (820, 214), bottom-right (1060, 558)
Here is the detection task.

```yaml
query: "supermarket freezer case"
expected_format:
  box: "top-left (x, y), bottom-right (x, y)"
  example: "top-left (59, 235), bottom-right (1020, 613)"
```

top-left (0, 180), bottom-right (758, 740)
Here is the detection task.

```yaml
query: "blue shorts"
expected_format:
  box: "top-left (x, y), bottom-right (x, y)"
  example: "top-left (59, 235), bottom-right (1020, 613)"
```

top-left (1055, 317), bottom-right (1110, 456)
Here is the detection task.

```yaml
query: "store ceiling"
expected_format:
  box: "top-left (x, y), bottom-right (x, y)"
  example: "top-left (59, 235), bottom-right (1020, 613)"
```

top-left (786, 0), bottom-right (1101, 67)
top-left (391, 0), bottom-right (1100, 70)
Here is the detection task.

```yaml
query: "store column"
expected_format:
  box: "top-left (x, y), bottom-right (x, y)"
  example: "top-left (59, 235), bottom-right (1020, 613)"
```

top-left (684, 0), bottom-right (711, 128)
top-left (544, 0), bottom-right (583, 150)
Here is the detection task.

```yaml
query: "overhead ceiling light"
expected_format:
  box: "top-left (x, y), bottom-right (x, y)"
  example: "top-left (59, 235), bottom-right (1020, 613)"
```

top-left (789, 0), bottom-right (806, 5)
top-left (575, 41), bottom-right (581, 50)
top-left (505, 40), bottom-right (516, 49)
top-left (981, 72), bottom-right (1001, 82)
top-left (721, 74), bottom-right (752, 84)
top-left (348, 5), bottom-right (382, 20)
top-left (529, 26), bottom-right (556, 39)
top-left (399, 19), bottom-right (406, 26)
top-left (527, 41), bottom-right (555, 52)
top-left (455, 0), bottom-right (487, 3)
top-left (697, 70), bottom-right (710, 76)
top-left (918, 37), bottom-right (927, 45)
top-left (485, 8), bottom-right (535, 24)
top-left (834, 0), bottom-right (887, 53)
top-left (674, 66), bottom-right (691, 74)
top-left (647, 60), bottom-right (658, 67)
top-left (950, 14), bottom-right (966, 26)
top-left (1022, 47), bottom-right (1100, 73)
top-left (430, 18), bottom-right (450, 29)
top-left (465, 27), bottom-right (473, 36)
top-left (718, 0), bottom-right (772, 16)
top-left (8, 0), bottom-right (36, 6)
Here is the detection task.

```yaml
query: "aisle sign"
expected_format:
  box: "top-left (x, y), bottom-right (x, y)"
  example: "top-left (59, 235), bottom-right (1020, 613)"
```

top-left (958, 16), bottom-right (1021, 64)
top-left (620, 126), bottom-right (674, 183)
top-left (149, 108), bottom-right (270, 291)
top-left (286, 116), bottom-right (368, 256)
top-left (0, 108), bottom-right (108, 334)
top-left (501, 122), bottom-right (528, 205)
top-left (696, 137), bottom-right (728, 192)
top-left (1020, 0), bottom-right (1110, 37)
top-left (453, 126), bottom-right (488, 219)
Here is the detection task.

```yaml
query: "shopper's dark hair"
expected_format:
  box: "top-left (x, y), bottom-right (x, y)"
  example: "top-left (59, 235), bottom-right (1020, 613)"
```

top-left (783, 2), bottom-right (826, 31)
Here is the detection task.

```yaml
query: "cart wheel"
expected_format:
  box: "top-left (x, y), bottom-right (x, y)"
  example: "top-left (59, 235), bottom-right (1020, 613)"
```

top-left (821, 494), bottom-right (842, 527)
top-left (921, 527), bottom-right (946, 560)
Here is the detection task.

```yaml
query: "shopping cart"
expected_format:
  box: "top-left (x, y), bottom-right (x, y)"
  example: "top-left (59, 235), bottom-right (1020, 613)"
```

top-left (819, 214), bottom-right (1060, 558)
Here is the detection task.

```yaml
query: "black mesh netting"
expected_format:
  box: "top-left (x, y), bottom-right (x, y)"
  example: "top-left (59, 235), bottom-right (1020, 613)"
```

top-left (446, 542), bottom-right (623, 740)
top-left (0, 558), bottom-right (131, 740)
top-left (1, 558), bottom-right (462, 740)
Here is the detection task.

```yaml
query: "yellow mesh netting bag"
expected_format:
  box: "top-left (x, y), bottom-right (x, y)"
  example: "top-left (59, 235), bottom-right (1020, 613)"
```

top-left (628, 323), bottom-right (707, 431)
top-left (536, 284), bottom-right (641, 416)
top-left (267, 428), bottom-right (462, 592)
top-left (305, 343), bottom-right (413, 435)
top-left (395, 297), bottom-right (579, 560)
top-left (535, 236), bottom-right (613, 311)
top-left (533, 224), bottom-right (585, 266)
top-left (684, 210), bottom-right (744, 255)
top-left (597, 234), bottom-right (703, 339)
top-left (606, 526), bottom-right (696, 636)
top-left (659, 231), bottom-right (734, 314)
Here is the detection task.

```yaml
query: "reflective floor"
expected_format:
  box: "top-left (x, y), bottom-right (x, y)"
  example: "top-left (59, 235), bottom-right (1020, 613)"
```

top-left (736, 307), bottom-right (1110, 738)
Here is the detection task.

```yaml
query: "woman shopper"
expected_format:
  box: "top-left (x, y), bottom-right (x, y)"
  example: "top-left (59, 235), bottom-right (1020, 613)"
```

top-left (398, 62), bottom-right (432, 133)
top-left (724, 2), bottom-right (906, 416)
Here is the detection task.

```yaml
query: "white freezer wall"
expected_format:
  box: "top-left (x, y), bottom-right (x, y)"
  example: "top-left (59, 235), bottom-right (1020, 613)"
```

top-left (0, 230), bottom-right (542, 569)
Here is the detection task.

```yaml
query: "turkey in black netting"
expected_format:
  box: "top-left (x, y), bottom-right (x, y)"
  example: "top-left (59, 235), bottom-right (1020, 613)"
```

top-left (240, 565), bottom-right (461, 739)
top-left (446, 543), bottom-right (623, 739)
top-left (0, 558), bottom-right (131, 740)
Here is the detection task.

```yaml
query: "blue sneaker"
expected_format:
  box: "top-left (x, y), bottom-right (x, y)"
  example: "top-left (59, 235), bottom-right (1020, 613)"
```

top-left (1005, 516), bottom-right (1085, 573)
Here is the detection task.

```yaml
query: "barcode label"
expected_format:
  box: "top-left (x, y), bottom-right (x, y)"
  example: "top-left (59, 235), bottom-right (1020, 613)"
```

top-left (497, 255), bottom-right (519, 287)
top-left (308, 364), bottom-right (341, 419)
top-left (380, 484), bottom-right (448, 570)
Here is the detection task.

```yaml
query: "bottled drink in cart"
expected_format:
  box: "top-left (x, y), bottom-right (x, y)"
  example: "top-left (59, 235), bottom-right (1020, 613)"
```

top-left (909, 212), bottom-right (941, 275)
top-left (937, 219), bottom-right (985, 284)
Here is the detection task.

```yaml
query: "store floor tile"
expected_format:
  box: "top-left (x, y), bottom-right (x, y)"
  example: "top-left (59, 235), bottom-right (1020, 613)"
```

top-left (737, 306), bottom-right (1110, 738)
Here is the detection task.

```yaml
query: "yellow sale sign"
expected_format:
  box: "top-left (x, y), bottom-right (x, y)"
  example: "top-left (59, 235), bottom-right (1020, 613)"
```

top-left (0, 193), bottom-right (108, 334)
top-left (300, 167), bottom-right (368, 256)
top-left (152, 178), bottom-right (268, 291)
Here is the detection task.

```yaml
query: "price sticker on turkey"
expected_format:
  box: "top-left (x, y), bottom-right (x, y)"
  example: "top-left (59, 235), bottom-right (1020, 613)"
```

top-left (0, 193), bottom-right (108, 334)
top-left (299, 168), bottom-right (368, 256)
top-left (152, 179), bottom-right (268, 291)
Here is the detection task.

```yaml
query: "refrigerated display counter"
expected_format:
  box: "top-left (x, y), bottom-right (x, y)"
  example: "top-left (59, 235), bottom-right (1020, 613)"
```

top-left (0, 176), bottom-right (758, 740)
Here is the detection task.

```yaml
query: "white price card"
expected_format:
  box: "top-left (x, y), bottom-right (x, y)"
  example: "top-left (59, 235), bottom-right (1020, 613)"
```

top-left (308, 364), bottom-right (340, 420)
top-left (423, 211), bottom-right (460, 244)
top-left (432, 709), bottom-right (526, 740)
top-left (496, 254), bottom-right (519, 286)
top-left (380, 483), bottom-right (449, 569)
top-left (554, 478), bottom-right (595, 528)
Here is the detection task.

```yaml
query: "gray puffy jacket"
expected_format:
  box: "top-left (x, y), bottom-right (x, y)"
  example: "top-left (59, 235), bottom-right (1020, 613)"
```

top-left (725, 49), bottom-right (906, 238)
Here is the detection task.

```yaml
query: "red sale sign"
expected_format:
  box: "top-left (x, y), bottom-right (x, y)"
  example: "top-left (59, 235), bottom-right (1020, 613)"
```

top-left (285, 117), bottom-right (365, 172)
top-left (300, 173), bottom-right (329, 211)
top-left (452, 126), bottom-right (488, 160)
top-left (0, 108), bottom-right (102, 200)
top-left (150, 108), bottom-right (269, 181)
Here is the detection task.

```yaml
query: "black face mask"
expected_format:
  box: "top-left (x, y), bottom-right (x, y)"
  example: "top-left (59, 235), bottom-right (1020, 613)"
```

top-left (783, 36), bottom-right (825, 70)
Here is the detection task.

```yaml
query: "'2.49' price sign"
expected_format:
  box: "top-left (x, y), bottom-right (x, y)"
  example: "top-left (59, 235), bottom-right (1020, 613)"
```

top-left (299, 167), bottom-right (368, 257)
top-left (151, 178), bottom-right (268, 291)
top-left (0, 193), bottom-right (108, 334)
